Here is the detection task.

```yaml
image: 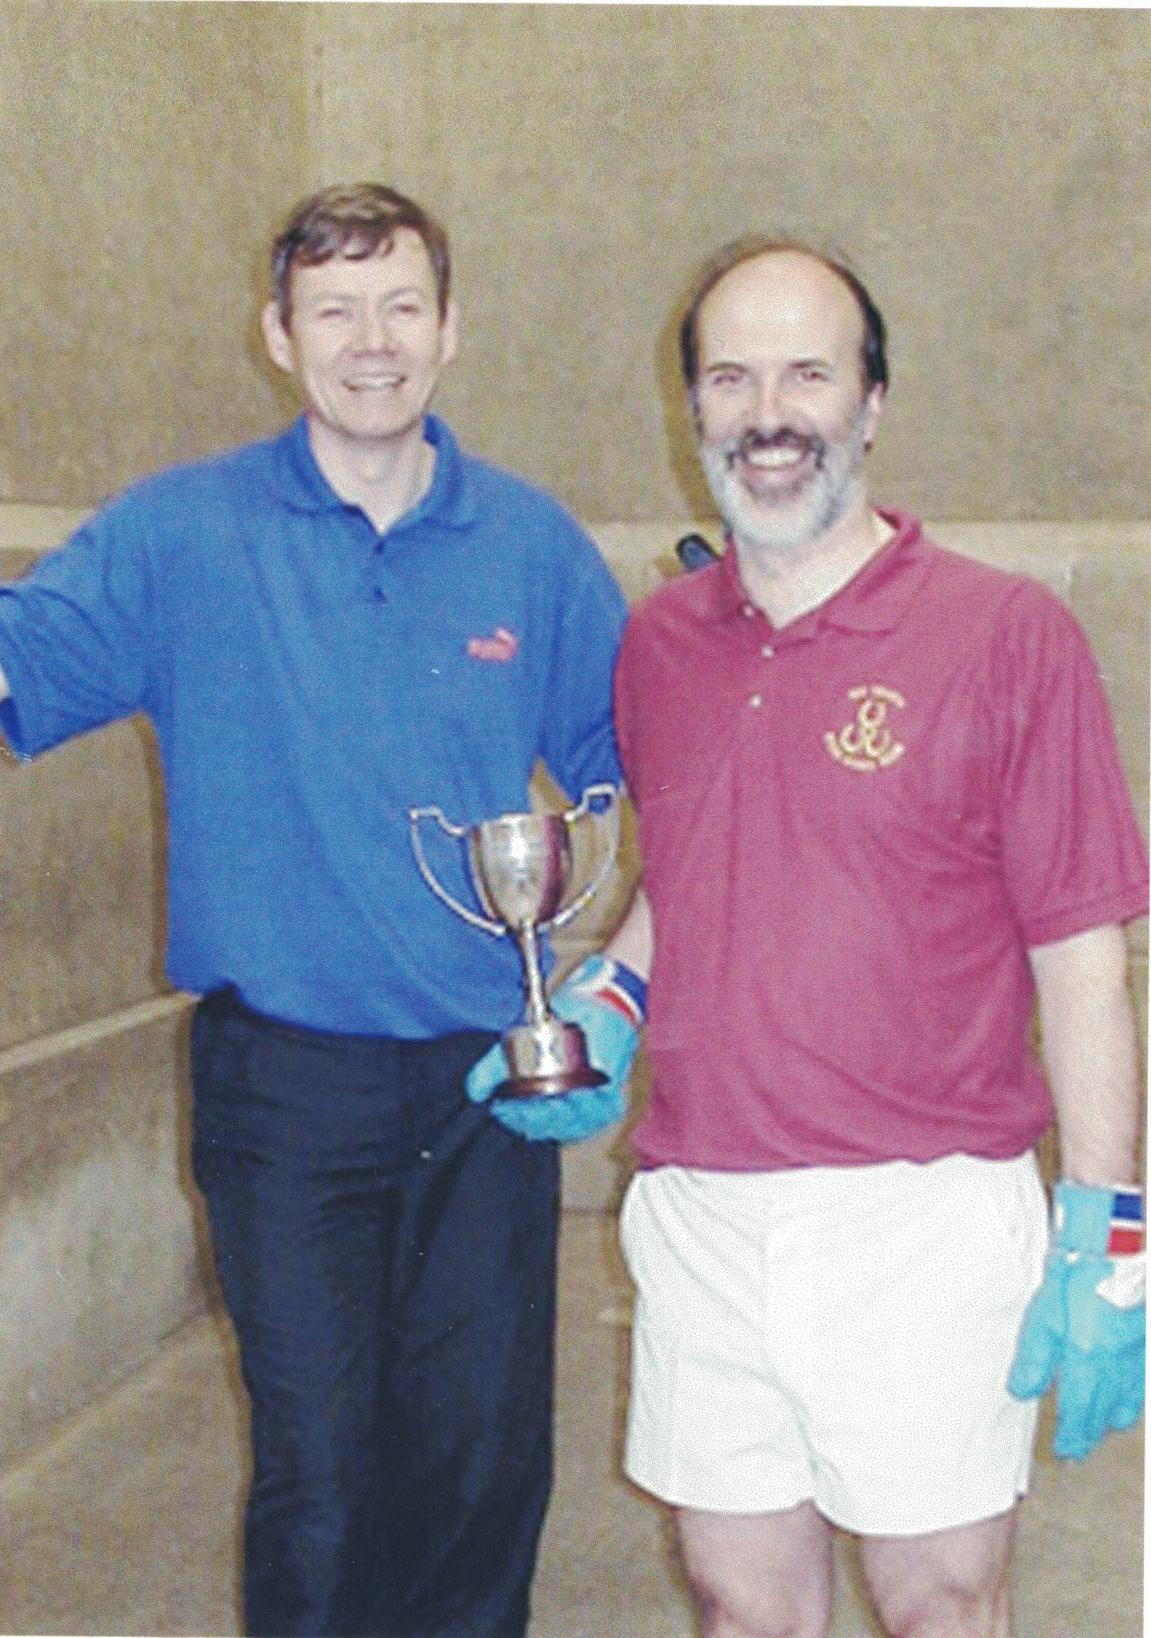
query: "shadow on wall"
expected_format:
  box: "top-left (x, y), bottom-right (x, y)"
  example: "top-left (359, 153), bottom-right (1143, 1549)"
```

top-left (653, 264), bottom-right (714, 525)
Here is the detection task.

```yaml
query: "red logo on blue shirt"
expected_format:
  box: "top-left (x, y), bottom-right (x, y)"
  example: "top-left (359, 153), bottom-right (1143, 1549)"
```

top-left (466, 627), bottom-right (519, 662)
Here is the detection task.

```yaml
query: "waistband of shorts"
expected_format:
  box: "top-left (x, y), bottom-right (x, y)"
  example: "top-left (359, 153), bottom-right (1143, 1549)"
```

top-left (632, 1151), bottom-right (1040, 1203)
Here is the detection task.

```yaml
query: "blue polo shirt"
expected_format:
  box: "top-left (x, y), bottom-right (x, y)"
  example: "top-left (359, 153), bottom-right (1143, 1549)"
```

top-left (0, 416), bottom-right (626, 1034)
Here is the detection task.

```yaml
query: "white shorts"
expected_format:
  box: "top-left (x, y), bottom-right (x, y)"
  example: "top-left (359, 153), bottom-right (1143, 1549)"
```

top-left (619, 1152), bottom-right (1048, 1536)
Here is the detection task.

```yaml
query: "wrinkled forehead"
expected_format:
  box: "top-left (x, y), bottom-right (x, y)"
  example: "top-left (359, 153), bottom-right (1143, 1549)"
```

top-left (697, 251), bottom-right (867, 369)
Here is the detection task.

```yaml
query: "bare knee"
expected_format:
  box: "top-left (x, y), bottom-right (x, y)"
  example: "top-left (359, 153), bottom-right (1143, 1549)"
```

top-left (861, 1511), bottom-right (1016, 1638)
top-left (676, 1503), bottom-right (833, 1638)
top-left (687, 1566), bottom-right (819, 1638)
top-left (873, 1581), bottom-right (1009, 1638)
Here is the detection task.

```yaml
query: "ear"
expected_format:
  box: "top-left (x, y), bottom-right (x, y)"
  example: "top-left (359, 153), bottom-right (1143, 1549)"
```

top-left (861, 382), bottom-right (886, 452)
top-left (687, 386), bottom-right (703, 437)
top-left (261, 301), bottom-right (295, 375)
top-left (438, 299), bottom-right (460, 368)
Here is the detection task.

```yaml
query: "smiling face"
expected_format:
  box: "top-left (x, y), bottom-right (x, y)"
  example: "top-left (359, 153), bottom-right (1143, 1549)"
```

top-left (261, 228), bottom-right (458, 462)
top-left (692, 251), bottom-right (885, 558)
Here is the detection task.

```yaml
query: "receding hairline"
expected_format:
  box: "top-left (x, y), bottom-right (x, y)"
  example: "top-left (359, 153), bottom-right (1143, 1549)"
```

top-left (680, 236), bottom-right (889, 392)
top-left (709, 244), bottom-right (859, 295)
top-left (701, 249), bottom-right (865, 343)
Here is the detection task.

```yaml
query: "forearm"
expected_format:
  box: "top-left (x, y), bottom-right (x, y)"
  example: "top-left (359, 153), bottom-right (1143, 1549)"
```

top-left (602, 885), bottom-right (653, 982)
top-left (1030, 923), bottom-right (1142, 1187)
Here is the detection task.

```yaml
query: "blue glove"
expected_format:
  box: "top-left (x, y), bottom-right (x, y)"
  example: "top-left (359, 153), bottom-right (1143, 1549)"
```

top-left (466, 954), bottom-right (646, 1142)
top-left (1008, 1180), bottom-right (1145, 1459)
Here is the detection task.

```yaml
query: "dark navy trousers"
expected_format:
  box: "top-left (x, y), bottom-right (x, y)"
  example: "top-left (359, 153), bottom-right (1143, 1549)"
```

top-left (190, 989), bottom-right (560, 1638)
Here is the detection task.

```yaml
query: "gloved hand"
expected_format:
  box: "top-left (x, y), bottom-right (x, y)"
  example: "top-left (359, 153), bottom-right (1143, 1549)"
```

top-left (1008, 1180), bottom-right (1145, 1459)
top-left (466, 954), bottom-right (646, 1142)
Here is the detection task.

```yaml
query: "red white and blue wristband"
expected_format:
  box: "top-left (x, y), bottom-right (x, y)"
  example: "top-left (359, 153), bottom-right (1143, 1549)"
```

top-left (1054, 1179), bottom-right (1144, 1259)
top-left (582, 956), bottom-right (647, 1029)
top-left (1107, 1188), bottom-right (1145, 1257)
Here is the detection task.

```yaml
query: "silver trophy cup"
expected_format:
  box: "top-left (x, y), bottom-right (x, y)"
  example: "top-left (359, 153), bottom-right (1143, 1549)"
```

top-left (409, 784), bottom-right (620, 1098)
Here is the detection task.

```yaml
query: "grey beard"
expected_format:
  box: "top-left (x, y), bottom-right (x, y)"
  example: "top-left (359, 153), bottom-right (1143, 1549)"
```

top-left (699, 407), bottom-right (871, 557)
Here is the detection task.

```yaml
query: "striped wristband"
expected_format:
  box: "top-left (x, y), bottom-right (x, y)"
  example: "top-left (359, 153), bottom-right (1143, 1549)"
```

top-left (1106, 1188), bottom-right (1145, 1256)
top-left (1054, 1180), bottom-right (1144, 1257)
top-left (588, 957), bottom-right (648, 1028)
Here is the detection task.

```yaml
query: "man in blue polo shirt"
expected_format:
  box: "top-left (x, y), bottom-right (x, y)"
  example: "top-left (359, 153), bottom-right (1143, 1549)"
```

top-left (0, 184), bottom-right (632, 1638)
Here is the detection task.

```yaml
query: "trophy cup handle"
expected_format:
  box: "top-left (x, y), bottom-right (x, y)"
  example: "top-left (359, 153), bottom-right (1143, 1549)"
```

top-left (545, 783), bottom-right (621, 932)
top-left (408, 806), bottom-right (508, 936)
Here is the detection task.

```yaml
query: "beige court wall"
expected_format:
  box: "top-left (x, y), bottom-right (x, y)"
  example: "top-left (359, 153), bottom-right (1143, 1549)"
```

top-left (0, 3), bottom-right (308, 505)
top-left (0, 4), bottom-right (1147, 524)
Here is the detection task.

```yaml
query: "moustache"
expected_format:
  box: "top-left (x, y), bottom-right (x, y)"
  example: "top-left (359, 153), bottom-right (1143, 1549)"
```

top-left (726, 428), bottom-right (824, 465)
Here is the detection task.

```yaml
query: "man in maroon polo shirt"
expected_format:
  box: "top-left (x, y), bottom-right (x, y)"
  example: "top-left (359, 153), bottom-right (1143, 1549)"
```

top-left (598, 241), bottom-right (1147, 1638)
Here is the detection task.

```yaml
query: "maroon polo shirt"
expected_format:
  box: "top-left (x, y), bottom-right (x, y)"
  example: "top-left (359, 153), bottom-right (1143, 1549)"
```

top-left (615, 511), bottom-right (1148, 1171)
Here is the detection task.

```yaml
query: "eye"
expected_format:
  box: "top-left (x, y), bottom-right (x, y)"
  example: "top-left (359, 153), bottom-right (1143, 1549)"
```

top-left (315, 304), bottom-right (350, 321)
top-left (703, 366), bottom-right (746, 390)
top-left (795, 363), bottom-right (831, 384)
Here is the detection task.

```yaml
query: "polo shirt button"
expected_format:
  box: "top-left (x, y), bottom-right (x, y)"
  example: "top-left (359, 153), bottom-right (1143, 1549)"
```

top-left (761, 644), bottom-right (775, 659)
top-left (749, 693), bottom-right (763, 709)
top-left (742, 603), bottom-right (755, 618)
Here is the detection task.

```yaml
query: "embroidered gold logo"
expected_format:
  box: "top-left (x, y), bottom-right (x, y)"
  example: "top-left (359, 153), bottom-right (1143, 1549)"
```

top-left (825, 685), bottom-right (906, 771)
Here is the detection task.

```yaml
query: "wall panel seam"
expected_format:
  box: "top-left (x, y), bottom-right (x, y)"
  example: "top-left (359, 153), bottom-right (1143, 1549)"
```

top-left (0, 994), bottom-right (193, 1077)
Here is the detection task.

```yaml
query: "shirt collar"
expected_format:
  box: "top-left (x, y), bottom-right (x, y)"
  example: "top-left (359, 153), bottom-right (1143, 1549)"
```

top-left (709, 508), bottom-right (930, 636)
top-left (270, 413), bottom-right (478, 531)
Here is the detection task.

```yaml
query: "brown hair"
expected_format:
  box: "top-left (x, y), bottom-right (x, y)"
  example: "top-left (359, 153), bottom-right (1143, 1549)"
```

top-left (678, 235), bottom-right (888, 393)
top-left (271, 183), bottom-right (451, 327)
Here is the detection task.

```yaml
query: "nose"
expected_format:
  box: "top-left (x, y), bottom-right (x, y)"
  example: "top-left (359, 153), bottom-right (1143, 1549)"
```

top-left (352, 307), bottom-right (395, 354)
top-left (750, 374), bottom-right (787, 430)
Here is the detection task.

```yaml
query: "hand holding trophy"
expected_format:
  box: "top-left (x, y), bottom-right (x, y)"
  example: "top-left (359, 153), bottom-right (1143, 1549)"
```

top-left (408, 784), bottom-right (620, 1098)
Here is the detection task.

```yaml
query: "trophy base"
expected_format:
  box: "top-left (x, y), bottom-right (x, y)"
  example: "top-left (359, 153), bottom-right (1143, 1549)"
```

top-left (494, 1019), bottom-right (610, 1100)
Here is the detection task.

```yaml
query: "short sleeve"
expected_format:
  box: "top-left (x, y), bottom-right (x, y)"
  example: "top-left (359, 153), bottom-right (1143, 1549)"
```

top-left (612, 612), bottom-right (643, 805)
top-left (538, 527), bottom-right (627, 798)
top-left (991, 581), bottom-right (1148, 946)
top-left (0, 495), bottom-right (154, 756)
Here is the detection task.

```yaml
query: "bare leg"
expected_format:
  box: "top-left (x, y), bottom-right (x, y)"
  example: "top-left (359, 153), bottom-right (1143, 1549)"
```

top-left (675, 1502), bottom-right (835, 1638)
top-left (859, 1507), bottom-right (1018, 1638)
